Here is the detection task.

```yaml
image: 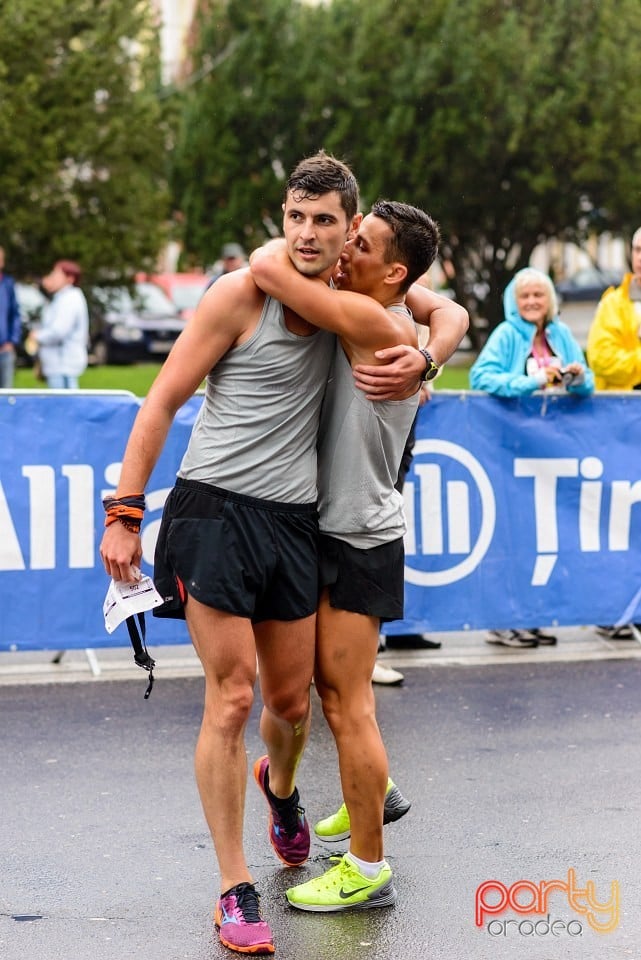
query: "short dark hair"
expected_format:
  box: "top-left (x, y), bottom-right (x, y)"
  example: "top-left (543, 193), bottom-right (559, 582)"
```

top-left (285, 150), bottom-right (360, 222)
top-left (371, 200), bottom-right (440, 293)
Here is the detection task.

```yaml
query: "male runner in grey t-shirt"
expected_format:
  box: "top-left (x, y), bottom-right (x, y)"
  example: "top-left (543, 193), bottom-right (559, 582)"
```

top-left (250, 200), bottom-right (457, 914)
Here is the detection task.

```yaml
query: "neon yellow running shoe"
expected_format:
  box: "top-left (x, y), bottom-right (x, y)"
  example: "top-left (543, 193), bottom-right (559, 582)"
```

top-left (286, 854), bottom-right (397, 912)
top-left (313, 778), bottom-right (411, 842)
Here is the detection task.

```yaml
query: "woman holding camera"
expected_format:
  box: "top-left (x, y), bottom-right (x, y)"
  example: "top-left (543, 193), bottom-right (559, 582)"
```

top-left (470, 267), bottom-right (594, 398)
top-left (469, 267), bottom-right (594, 648)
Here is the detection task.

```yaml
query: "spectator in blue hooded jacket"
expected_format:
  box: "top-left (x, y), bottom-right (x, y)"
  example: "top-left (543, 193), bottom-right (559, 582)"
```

top-left (470, 267), bottom-right (594, 398)
top-left (470, 267), bottom-right (594, 648)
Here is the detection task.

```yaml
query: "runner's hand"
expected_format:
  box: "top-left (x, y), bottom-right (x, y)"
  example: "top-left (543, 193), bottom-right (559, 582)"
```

top-left (100, 523), bottom-right (143, 583)
top-left (353, 344), bottom-right (425, 400)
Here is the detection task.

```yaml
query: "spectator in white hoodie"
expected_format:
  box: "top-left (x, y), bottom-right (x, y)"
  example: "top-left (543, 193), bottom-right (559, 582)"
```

top-left (30, 260), bottom-right (89, 389)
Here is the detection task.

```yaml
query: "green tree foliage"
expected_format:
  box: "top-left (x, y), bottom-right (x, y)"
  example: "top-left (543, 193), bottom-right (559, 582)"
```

top-left (171, 0), bottom-right (315, 261)
top-left (0, 0), bottom-right (171, 282)
top-left (333, 0), bottom-right (641, 333)
top-left (173, 0), bottom-right (641, 331)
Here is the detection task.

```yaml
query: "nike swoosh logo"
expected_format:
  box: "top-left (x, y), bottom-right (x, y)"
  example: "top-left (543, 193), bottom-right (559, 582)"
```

top-left (339, 885), bottom-right (370, 899)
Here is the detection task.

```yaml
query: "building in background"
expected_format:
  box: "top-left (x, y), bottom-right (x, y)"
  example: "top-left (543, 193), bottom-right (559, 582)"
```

top-left (153, 0), bottom-right (198, 83)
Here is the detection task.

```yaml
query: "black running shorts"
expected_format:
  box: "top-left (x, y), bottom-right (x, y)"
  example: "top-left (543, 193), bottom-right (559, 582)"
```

top-left (319, 533), bottom-right (405, 622)
top-left (153, 478), bottom-right (320, 623)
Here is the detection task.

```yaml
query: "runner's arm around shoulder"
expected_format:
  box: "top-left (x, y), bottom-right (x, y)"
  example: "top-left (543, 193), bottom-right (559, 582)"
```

top-left (100, 271), bottom-right (259, 582)
top-left (250, 239), bottom-right (403, 350)
top-left (352, 286), bottom-right (469, 399)
top-left (405, 285), bottom-right (469, 366)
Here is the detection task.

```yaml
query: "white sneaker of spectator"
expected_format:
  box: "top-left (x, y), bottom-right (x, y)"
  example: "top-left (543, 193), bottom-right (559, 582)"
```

top-left (372, 661), bottom-right (404, 685)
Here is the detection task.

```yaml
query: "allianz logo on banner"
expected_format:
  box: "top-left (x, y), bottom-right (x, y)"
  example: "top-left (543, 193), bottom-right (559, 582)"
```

top-left (0, 460), bottom-right (171, 573)
top-left (0, 447), bottom-right (639, 579)
top-left (404, 441), bottom-right (640, 588)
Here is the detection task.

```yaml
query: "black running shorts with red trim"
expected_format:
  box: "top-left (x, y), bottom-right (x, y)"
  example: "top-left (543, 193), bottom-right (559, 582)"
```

top-left (318, 533), bottom-right (405, 622)
top-left (153, 478), bottom-right (320, 623)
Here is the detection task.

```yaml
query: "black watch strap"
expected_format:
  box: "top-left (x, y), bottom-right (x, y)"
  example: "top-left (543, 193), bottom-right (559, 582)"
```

top-left (419, 348), bottom-right (440, 382)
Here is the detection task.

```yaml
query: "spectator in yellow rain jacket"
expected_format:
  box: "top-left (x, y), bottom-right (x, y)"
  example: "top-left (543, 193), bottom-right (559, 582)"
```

top-left (587, 227), bottom-right (641, 390)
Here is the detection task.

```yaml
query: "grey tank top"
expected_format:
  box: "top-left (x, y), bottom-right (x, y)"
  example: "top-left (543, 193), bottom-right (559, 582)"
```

top-left (317, 306), bottom-right (420, 547)
top-left (178, 295), bottom-right (335, 503)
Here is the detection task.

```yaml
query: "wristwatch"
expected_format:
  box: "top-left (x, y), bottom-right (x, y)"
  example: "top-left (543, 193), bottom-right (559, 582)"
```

top-left (419, 348), bottom-right (440, 382)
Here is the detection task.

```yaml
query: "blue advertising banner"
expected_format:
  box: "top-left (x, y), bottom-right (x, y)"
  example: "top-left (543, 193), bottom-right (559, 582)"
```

top-left (388, 390), bottom-right (641, 635)
top-left (0, 390), bottom-right (196, 651)
top-left (1, 389), bottom-right (640, 651)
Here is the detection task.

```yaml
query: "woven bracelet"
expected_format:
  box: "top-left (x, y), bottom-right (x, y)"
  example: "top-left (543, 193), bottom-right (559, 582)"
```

top-left (103, 493), bottom-right (146, 532)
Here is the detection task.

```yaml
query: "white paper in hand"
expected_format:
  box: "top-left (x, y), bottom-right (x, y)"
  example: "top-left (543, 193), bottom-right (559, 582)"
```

top-left (103, 569), bottom-right (164, 634)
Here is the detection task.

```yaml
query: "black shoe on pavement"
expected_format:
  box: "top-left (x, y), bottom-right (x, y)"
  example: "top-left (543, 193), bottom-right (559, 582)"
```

top-left (385, 634), bottom-right (442, 650)
top-left (596, 625), bottom-right (638, 640)
top-left (528, 628), bottom-right (558, 646)
top-left (485, 630), bottom-right (538, 648)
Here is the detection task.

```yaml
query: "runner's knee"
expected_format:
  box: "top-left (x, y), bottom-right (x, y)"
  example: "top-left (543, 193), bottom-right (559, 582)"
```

top-left (262, 685), bottom-right (310, 730)
top-left (319, 683), bottom-right (375, 738)
top-left (204, 682), bottom-right (255, 735)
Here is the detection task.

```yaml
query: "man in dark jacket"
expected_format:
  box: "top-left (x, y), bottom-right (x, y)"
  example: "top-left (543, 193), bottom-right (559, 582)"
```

top-left (0, 246), bottom-right (22, 388)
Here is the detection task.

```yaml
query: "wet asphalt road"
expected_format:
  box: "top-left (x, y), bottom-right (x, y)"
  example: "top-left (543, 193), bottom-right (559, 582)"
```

top-left (2, 660), bottom-right (640, 960)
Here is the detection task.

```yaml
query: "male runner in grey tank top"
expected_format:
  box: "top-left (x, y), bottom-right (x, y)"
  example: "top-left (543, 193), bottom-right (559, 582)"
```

top-left (99, 154), bottom-right (365, 955)
top-left (250, 200), bottom-right (449, 914)
top-left (100, 153), bottom-right (467, 953)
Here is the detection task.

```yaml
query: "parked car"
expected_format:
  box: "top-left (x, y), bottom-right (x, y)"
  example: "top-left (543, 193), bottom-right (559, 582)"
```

top-left (556, 267), bottom-right (622, 303)
top-left (90, 281), bottom-right (186, 365)
top-left (140, 272), bottom-right (210, 322)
